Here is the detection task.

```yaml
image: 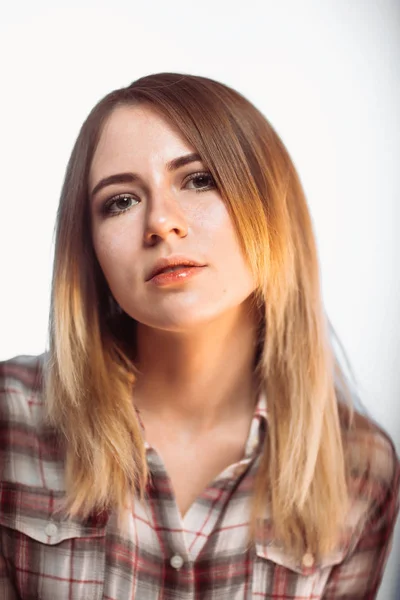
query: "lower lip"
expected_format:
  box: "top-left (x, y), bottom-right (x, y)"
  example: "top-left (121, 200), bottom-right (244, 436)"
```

top-left (149, 266), bottom-right (205, 286)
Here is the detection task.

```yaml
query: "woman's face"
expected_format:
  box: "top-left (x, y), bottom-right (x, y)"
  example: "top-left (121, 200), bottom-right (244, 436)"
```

top-left (89, 104), bottom-right (256, 331)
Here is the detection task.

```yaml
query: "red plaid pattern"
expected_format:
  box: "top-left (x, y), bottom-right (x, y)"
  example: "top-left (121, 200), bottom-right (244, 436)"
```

top-left (0, 354), bottom-right (399, 599)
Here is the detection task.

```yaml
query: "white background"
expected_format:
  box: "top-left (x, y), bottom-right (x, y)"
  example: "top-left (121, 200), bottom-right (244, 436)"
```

top-left (0, 1), bottom-right (399, 597)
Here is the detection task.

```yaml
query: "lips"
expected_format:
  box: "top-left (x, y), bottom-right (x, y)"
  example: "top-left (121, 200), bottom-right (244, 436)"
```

top-left (157, 265), bottom-right (189, 274)
top-left (147, 256), bottom-right (206, 281)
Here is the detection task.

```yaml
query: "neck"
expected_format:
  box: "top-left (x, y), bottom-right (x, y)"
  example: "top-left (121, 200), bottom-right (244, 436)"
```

top-left (133, 299), bottom-right (260, 431)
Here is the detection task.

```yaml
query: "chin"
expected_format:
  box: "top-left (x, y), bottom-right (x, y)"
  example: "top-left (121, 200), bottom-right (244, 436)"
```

top-left (132, 307), bottom-right (225, 333)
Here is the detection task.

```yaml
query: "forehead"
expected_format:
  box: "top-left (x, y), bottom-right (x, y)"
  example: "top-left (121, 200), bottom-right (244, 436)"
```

top-left (89, 105), bottom-right (194, 185)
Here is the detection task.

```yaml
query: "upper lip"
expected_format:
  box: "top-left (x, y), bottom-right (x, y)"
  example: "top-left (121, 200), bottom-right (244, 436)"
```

top-left (146, 256), bottom-right (206, 281)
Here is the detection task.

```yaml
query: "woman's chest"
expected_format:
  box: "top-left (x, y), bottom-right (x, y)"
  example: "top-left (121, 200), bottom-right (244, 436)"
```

top-left (0, 480), bottom-right (346, 600)
top-left (0, 499), bottom-right (339, 600)
top-left (147, 433), bottom-right (247, 518)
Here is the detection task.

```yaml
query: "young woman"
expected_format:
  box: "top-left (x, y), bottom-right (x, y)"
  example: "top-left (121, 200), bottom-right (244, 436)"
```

top-left (0, 72), bottom-right (398, 599)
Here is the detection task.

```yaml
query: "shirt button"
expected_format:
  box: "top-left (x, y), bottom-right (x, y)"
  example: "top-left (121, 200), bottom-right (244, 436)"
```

top-left (170, 554), bottom-right (184, 570)
top-left (302, 552), bottom-right (314, 568)
top-left (45, 523), bottom-right (58, 537)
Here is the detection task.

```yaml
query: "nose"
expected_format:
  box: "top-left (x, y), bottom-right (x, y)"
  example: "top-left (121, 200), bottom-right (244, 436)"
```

top-left (143, 189), bottom-right (188, 246)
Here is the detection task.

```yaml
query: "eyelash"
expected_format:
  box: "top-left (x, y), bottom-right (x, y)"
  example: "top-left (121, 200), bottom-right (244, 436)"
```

top-left (101, 171), bottom-right (216, 217)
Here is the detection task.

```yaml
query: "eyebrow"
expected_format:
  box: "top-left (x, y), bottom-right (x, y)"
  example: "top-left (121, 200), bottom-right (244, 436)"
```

top-left (90, 152), bottom-right (202, 198)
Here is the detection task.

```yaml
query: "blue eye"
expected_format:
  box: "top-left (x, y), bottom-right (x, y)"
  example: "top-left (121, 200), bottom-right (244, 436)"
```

top-left (103, 194), bottom-right (138, 216)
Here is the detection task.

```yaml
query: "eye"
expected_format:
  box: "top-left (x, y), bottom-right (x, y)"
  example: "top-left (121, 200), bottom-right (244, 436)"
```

top-left (184, 172), bottom-right (216, 192)
top-left (102, 193), bottom-right (139, 216)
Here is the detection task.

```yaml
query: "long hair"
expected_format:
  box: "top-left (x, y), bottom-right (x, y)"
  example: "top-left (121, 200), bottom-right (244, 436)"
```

top-left (45, 72), bottom-right (360, 559)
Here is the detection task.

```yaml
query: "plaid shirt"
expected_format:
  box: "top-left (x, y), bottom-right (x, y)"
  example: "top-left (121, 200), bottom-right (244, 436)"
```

top-left (0, 355), bottom-right (399, 600)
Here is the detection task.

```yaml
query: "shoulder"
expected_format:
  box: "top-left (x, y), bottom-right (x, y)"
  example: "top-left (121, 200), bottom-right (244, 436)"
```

top-left (338, 402), bottom-right (399, 490)
top-left (338, 401), bottom-right (399, 542)
top-left (0, 353), bottom-right (47, 424)
top-left (0, 353), bottom-right (46, 388)
top-left (0, 353), bottom-right (64, 487)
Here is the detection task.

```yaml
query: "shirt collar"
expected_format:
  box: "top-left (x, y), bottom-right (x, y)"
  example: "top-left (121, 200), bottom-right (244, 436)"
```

top-left (243, 390), bottom-right (267, 460)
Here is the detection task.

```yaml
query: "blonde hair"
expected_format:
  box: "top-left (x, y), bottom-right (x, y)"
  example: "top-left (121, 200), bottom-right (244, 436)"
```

top-left (45, 72), bottom-right (357, 560)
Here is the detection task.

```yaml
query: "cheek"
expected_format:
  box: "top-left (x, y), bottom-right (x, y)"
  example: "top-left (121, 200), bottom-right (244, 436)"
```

top-left (192, 200), bottom-right (235, 250)
top-left (92, 220), bottom-right (140, 283)
top-left (202, 204), bottom-right (249, 266)
top-left (196, 203), bottom-right (256, 296)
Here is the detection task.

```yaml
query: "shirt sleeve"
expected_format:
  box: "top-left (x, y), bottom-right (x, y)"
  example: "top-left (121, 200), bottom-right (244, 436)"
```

top-left (0, 364), bottom-right (20, 598)
top-left (0, 545), bottom-right (19, 600)
top-left (322, 451), bottom-right (400, 599)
